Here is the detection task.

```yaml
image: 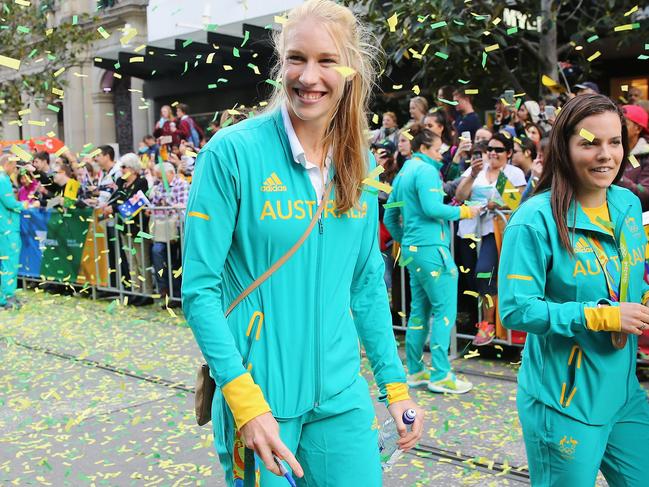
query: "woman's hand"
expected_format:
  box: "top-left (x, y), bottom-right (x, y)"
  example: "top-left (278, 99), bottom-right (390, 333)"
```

top-left (469, 158), bottom-right (483, 178)
top-left (240, 412), bottom-right (304, 479)
top-left (619, 302), bottom-right (649, 336)
top-left (387, 399), bottom-right (424, 451)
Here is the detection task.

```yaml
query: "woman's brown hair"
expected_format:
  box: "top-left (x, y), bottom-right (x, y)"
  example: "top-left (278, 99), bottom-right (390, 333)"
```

top-left (534, 94), bottom-right (629, 254)
top-left (409, 122), bottom-right (441, 153)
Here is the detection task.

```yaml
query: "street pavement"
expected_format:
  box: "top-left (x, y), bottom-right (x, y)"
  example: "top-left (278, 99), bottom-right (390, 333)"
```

top-left (2, 289), bottom-right (641, 486)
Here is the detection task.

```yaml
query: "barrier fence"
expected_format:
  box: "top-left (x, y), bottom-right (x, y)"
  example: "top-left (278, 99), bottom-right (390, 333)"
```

top-left (18, 205), bottom-right (516, 345)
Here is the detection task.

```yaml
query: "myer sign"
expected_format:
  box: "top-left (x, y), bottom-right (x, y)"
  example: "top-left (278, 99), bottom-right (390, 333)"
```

top-left (503, 8), bottom-right (542, 32)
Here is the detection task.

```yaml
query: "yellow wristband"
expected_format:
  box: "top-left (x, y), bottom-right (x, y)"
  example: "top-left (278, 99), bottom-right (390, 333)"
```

top-left (584, 305), bottom-right (621, 332)
top-left (221, 373), bottom-right (272, 429)
top-left (385, 382), bottom-right (410, 405)
top-left (459, 205), bottom-right (472, 219)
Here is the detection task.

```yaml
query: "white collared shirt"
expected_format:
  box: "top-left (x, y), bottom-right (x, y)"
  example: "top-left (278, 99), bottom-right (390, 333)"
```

top-left (281, 104), bottom-right (332, 203)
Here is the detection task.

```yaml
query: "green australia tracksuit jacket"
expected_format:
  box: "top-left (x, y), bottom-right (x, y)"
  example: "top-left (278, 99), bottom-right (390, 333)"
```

top-left (182, 109), bottom-right (409, 433)
top-left (383, 152), bottom-right (472, 247)
top-left (499, 187), bottom-right (649, 425)
top-left (0, 168), bottom-right (22, 233)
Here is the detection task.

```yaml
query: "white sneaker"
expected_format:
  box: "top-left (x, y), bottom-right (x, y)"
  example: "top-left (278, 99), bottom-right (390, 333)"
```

top-left (427, 373), bottom-right (473, 394)
top-left (407, 370), bottom-right (431, 387)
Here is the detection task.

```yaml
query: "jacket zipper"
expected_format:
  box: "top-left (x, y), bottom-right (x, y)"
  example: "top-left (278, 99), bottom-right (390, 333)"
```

top-left (314, 213), bottom-right (324, 407)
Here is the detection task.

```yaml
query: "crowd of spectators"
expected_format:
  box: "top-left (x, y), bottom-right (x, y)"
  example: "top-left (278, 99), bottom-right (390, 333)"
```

top-left (3, 86), bottom-right (648, 315)
top-left (371, 82), bottom-right (649, 340)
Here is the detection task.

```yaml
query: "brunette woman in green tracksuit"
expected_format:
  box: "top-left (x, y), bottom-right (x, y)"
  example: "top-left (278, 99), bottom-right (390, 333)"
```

top-left (384, 124), bottom-right (480, 394)
top-left (499, 94), bottom-right (649, 486)
top-left (182, 1), bottom-right (423, 486)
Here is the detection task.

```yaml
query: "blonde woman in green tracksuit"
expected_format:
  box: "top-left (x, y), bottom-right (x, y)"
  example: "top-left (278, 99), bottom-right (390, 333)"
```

top-left (181, 1), bottom-right (423, 486)
top-left (499, 94), bottom-right (649, 486)
top-left (384, 124), bottom-right (481, 394)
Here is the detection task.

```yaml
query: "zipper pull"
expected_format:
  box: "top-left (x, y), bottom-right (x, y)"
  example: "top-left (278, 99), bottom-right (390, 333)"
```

top-left (318, 217), bottom-right (323, 234)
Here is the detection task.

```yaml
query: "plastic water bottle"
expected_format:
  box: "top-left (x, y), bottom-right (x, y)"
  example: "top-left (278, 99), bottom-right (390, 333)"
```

top-left (378, 409), bottom-right (416, 471)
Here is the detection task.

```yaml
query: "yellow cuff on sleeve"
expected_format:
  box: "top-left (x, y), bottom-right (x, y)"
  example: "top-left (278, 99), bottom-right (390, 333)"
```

top-left (459, 205), bottom-right (472, 219)
top-left (386, 382), bottom-right (410, 405)
top-left (584, 305), bottom-right (621, 332)
top-left (221, 373), bottom-right (271, 429)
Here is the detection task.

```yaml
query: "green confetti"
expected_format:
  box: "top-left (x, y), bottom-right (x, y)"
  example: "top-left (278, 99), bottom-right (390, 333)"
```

top-left (383, 201), bottom-right (405, 209)
top-left (639, 54), bottom-right (649, 60)
top-left (17, 25), bottom-right (30, 34)
top-left (233, 47), bottom-right (240, 57)
top-left (208, 83), bottom-right (217, 89)
top-left (72, 15), bottom-right (78, 25)
top-left (399, 256), bottom-right (414, 267)
top-left (481, 51), bottom-right (487, 68)
top-left (430, 21), bottom-right (447, 30)
top-left (437, 97), bottom-right (458, 106)
top-left (477, 272), bottom-right (493, 279)
top-left (587, 34), bottom-right (599, 43)
top-left (241, 30), bottom-right (250, 47)
top-left (182, 39), bottom-right (193, 48)
top-left (28, 48), bottom-right (38, 58)
top-left (457, 79), bottom-right (470, 84)
top-left (266, 79), bottom-right (282, 88)
top-left (434, 51), bottom-right (449, 60)
top-left (507, 26), bottom-right (518, 35)
top-left (47, 104), bottom-right (60, 113)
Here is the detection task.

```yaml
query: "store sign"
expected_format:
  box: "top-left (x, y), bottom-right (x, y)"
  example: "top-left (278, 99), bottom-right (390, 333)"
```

top-left (503, 8), bottom-right (542, 32)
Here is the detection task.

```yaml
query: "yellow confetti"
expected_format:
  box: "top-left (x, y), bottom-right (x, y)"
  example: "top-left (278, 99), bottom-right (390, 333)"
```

top-left (401, 129), bottom-right (413, 140)
top-left (579, 128), bottom-right (595, 142)
top-left (629, 154), bottom-right (640, 168)
top-left (587, 51), bottom-right (601, 62)
top-left (408, 245), bottom-right (418, 252)
top-left (129, 56), bottom-right (144, 63)
top-left (206, 52), bottom-right (215, 64)
top-left (624, 5), bottom-right (639, 16)
top-left (465, 89), bottom-right (479, 95)
top-left (10, 144), bottom-right (33, 162)
top-left (223, 65), bottom-right (233, 71)
top-left (366, 165), bottom-right (385, 180)
top-left (274, 15), bottom-right (288, 25)
top-left (387, 12), bottom-right (399, 32)
top-left (362, 178), bottom-right (392, 194)
top-left (372, 113), bottom-right (379, 124)
top-left (52, 87), bottom-right (64, 96)
top-left (97, 26), bottom-right (110, 39)
top-left (0, 54), bottom-right (21, 70)
top-left (506, 274), bottom-right (533, 281)
top-left (333, 66), bottom-right (356, 78)
top-left (484, 44), bottom-right (500, 52)
top-left (412, 84), bottom-right (420, 95)
top-left (53, 67), bottom-right (66, 77)
top-left (15, 0), bottom-right (31, 6)
top-left (120, 26), bottom-right (137, 46)
top-left (614, 24), bottom-right (634, 32)
top-left (621, 84), bottom-right (629, 92)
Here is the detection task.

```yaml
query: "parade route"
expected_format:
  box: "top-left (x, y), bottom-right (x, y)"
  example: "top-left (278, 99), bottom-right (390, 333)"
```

top-left (0, 289), bottom-right (641, 485)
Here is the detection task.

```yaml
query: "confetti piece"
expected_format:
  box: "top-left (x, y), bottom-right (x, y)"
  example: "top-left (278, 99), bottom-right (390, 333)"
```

top-left (274, 15), bottom-right (288, 25)
top-left (430, 21), bottom-right (447, 30)
top-left (10, 144), bottom-right (33, 162)
top-left (97, 26), bottom-right (110, 39)
top-left (625, 5), bottom-right (639, 16)
top-left (587, 51), bottom-right (601, 62)
top-left (434, 51), bottom-right (448, 60)
top-left (372, 113), bottom-right (379, 124)
top-left (334, 66), bottom-right (356, 78)
top-left (362, 178), bottom-right (392, 193)
top-left (129, 56), bottom-right (144, 63)
top-left (399, 256), bottom-right (413, 267)
top-left (366, 165), bottom-right (385, 180)
top-left (387, 12), bottom-right (399, 32)
top-left (465, 89), bottom-right (479, 95)
top-left (206, 52), bottom-right (215, 64)
top-left (484, 44), bottom-right (500, 52)
top-left (383, 201), bottom-right (405, 209)
top-left (587, 34), bottom-right (599, 43)
top-left (614, 24), bottom-right (636, 32)
top-left (53, 67), bottom-right (65, 77)
top-left (629, 154), bottom-right (640, 168)
top-left (437, 97), bottom-right (458, 106)
top-left (579, 128), bottom-right (595, 142)
top-left (52, 87), bottom-right (64, 96)
top-left (412, 84), bottom-right (420, 95)
top-left (0, 54), bottom-right (21, 70)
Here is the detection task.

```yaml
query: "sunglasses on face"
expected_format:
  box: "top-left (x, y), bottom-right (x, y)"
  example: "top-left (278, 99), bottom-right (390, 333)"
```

top-left (486, 146), bottom-right (507, 154)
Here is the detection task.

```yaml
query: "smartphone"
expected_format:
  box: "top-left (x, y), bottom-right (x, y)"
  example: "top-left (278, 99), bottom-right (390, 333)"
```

top-left (504, 89), bottom-right (515, 105)
top-left (159, 135), bottom-right (173, 145)
top-left (544, 105), bottom-right (556, 119)
top-left (461, 131), bottom-right (471, 142)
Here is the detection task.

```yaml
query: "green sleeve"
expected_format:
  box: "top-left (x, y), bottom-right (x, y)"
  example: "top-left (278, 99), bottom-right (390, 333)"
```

top-left (498, 223), bottom-right (604, 337)
top-left (181, 147), bottom-right (250, 388)
top-left (382, 179), bottom-right (403, 243)
top-left (351, 163), bottom-right (407, 393)
top-left (0, 174), bottom-right (23, 213)
top-left (416, 166), bottom-right (461, 221)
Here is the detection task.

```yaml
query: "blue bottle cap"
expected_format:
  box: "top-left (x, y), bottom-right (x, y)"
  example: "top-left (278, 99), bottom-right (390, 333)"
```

top-left (402, 409), bottom-right (416, 425)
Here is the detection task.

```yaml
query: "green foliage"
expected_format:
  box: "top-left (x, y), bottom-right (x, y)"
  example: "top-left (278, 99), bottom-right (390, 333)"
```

top-left (0, 1), bottom-right (97, 115)
top-left (346, 0), bottom-right (647, 100)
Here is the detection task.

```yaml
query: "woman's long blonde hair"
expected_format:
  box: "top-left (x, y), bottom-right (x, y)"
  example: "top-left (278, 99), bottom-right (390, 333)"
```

top-left (265, 0), bottom-right (379, 212)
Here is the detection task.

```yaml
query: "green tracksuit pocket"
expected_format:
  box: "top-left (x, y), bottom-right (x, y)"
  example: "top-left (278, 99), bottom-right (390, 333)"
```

top-left (560, 345), bottom-right (582, 408)
top-left (243, 311), bottom-right (264, 368)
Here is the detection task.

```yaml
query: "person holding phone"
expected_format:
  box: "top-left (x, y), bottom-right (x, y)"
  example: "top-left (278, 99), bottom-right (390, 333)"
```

top-left (454, 133), bottom-right (527, 345)
top-left (182, 1), bottom-right (423, 485)
top-left (499, 94), bottom-right (649, 486)
top-left (384, 124), bottom-right (481, 393)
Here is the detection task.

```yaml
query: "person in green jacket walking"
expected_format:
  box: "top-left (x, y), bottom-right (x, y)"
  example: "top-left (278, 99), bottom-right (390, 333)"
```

top-left (182, 1), bottom-right (423, 486)
top-left (499, 94), bottom-right (649, 486)
top-left (384, 124), bottom-right (481, 394)
top-left (0, 154), bottom-right (27, 310)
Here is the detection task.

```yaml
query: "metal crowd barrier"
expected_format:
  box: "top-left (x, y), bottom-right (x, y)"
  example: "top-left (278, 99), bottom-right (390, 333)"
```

top-left (91, 206), bottom-right (186, 305)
